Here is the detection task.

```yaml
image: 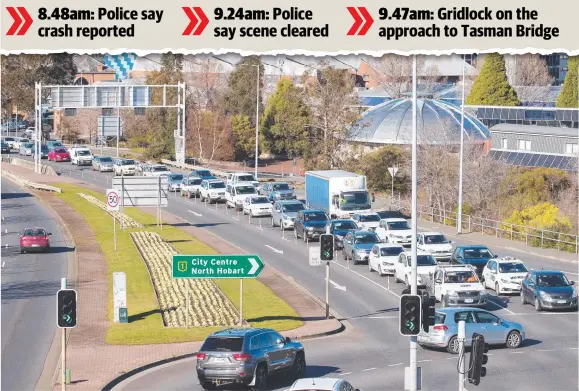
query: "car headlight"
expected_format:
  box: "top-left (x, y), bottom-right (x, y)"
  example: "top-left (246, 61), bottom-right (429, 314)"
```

top-left (307, 226), bottom-right (314, 231)
top-left (283, 215), bottom-right (291, 221)
top-left (501, 279), bottom-right (510, 284)
top-left (357, 249), bottom-right (366, 255)
top-left (446, 290), bottom-right (459, 297)
top-left (572, 290), bottom-right (577, 299)
top-left (382, 261), bottom-right (393, 266)
top-left (539, 291), bottom-right (550, 300)
top-left (479, 290), bottom-right (488, 297)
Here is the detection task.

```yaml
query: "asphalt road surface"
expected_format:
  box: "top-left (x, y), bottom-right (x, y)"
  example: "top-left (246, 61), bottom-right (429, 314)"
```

top-left (20, 154), bottom-right (579, 391)
top-left (1, 178), bottom-right (69, 391)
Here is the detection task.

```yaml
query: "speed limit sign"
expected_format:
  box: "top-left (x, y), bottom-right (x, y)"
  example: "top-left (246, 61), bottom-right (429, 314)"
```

top-left (106, 189), bottom-right (120, 211)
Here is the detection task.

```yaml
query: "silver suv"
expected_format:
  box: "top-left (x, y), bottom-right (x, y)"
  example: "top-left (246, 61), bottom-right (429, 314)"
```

top-left (271, 200), bottom-right (305, 230)
top-left (196, 328), bottom-right (306, 390)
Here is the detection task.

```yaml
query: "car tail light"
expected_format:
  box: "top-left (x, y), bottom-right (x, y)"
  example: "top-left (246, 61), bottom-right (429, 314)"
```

top-left (433, 325), bottom-right (448, 331)
top-left (233, 353), bottom-right (251, 361)
top-left (196, 353), bottom-right (206, 360)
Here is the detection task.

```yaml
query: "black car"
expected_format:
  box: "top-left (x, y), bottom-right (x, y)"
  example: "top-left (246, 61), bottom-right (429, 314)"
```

top-left (521, 270), bottom-right (577, 311)
top-left (450, 245), bottom-right (497, 276)
top-left (1, 142), bottom-right (10, 153)
top-left (294, 210), bottom-right (329, 242)
top-left (376, 210), bottom-right (409, 220)
top-left (326, 219), bottom-right (360, 249)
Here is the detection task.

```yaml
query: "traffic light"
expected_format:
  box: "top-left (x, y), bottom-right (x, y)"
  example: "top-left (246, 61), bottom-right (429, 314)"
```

top-left (468, 333), bottom-right (489, 386)
top-left (399, 294), bottom-right (422, 336)
top-left (320, 234), bottom-right (334, 261)
top-left (421, 291), bottom-right (436, 333)
top-left (57, 289), bottom-right (77, 328)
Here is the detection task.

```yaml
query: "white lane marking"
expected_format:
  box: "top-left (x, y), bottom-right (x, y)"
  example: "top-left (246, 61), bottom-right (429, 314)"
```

top-left (1, 262), bottom-right (5, 268)
top-left (339, 372), bottom-right (352, 376)
top-left (363, 367), bottom-right (376, 371)
top-left (509, 351), bottom-right (525, 354)
top-left (365, 316), bottom-right (398, 319)
top-left (446, 357), bottom-right (459, 360)
top-left (188, 210), bottom-right (202, 217)
top-left (417, 359), bottom-right (431, 363)
top-left (502, 312), bottom-right (578, 316)
top-left (538, 349), bottom-right (557, 352)
top-left (388, 363), bottom-right (404, 367)
top-left (331, 260), bottom-right (400, 298)
top-left (486, 299), bottom-right (515, 315)
top-left (265, 245), bottom-right (283, 254)
top-left (326, 278), bottom-right (347, 292)
top-left (569, 347), bottom-right (579, 350)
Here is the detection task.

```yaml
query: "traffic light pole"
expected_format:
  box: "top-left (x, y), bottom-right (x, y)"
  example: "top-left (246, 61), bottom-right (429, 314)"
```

top-left (325, 261), bottom-right (330, 319)
top-left (61, 278), bottom-right (67, 391)
top-left (458, 320), bottom-right (467, 391)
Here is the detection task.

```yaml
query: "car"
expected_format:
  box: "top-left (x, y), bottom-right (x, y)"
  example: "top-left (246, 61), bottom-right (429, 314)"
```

top-left (417, 232), bottom-right (454, 262)
top-left (520, 270), bottom-right (578, 311)
top-left (19, 227), bottom-right (52, 253)
top-left (70, 147), bottom-right (93, 165)
top-left (368, 243), bottom-right (405, 276)
top-left (342, 230), bottom-right (382, 265)
top-left (167, 174), bottom-right (185, 192)
top-left (294, 210), bottom-right (329, 242)
top-left (375, 218), bottom-right (412, 246)
top-left (190, 168), bottom-right (217, 180)
top-left (430, 265), bottom-right (488, 308)
top-left (19, 142), bottom-right (34, 156)
top-left (92, 156), bottom-right (114, 172)
top-left (113, 158), bottom-right (137, 176)
top-left (226, 183), bottom-right (258, 211)
top-left (394, 251), bottom-right (438, 286)
top-left (2, 137), bottom-right (16, 149)
top-left (199, 179), bottom-right (227, 204)
top-left (289, 378), bottom-right (361, 391)
top-left (242, 196), bottom-right (273, 217)
top-left (482, 256), bottom-right (529, 295)
top-left (196, 328), bottom-right (306, 390)
top-left (46, 140), bottom-right (64, 150)
top-left (136, 162), bottom-right (150, 175)
top-left (271, 200), bottom-right (305, 230)
top-left (260, 182), bottom-right (296, 202)
top-left (450, 245), bottom-right (497, 276)
top-left (48, 147), bottom-right (71, 162)
top-left (144, 164), bottom-right (171, 177)
top-left (351, 212), bottom-right (381, 232)
top-left (1, 142), bottom-right (10, 153)
top-left (375, 210), bottom-right (409, 220)
top-left (13, 137), bottom-right (30, 150)
top-left (325, 219), bottom-right (360, 249)
top-left (226, 172), bottom-right (260, 190)
top-left (417, 307), bottom-right (524, 354)
top-left (33, 144), bottom-right (49, 159)
top-left (180, 176), bottom-right (203, 198)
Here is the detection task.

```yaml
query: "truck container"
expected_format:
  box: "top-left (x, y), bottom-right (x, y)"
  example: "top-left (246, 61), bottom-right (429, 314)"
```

top-left (305, 170), bottom-right (372, 219)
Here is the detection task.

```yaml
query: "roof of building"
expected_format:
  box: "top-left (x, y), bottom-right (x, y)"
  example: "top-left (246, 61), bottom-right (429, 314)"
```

top-left (488, 150), bottom-right (578, 171)
top-left (491, 123), bottom-right (578, 138)
top-left (73, 55), bottom-right (116, 74)
top-left (348, 98), bottom-right (491, 144)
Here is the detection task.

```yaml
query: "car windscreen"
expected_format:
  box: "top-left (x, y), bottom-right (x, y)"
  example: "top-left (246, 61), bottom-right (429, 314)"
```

top-left (23, 228), bottom-right (46, 236)
top-left (186, 178), bottom-right (203, 185)
top-left (4, 138), bottom-right (14, 141)
top-left (360, 214), bottom-right (380, 222)
top-left (209, 182), bottom-right (225, 189)
top-left (170, 175), bottom-right (184, 182)
top-left (464, 248), bottom-right (494, 258)
top-left (196, 170), bottom-right (212, 177)
top-left (24, 143), bottom-right (34, 148)
top-left (354, 233), bottom-right (380, 244)
top-left (122, 160), bottom-right (136, 165)
top-left (20, 139), bottom-right (30, 143)
top-left (303, 213), bottom-right (327, 222)
top-left (424, 234), bottom-right (449, 244)
top-left (281, 203), bottom-right (304, 212)
top-left (200, 337), bottom-right (243, 352)
top-left (236, 186), bottom-right (255, 195)
top-left (380, 247), bottom-right (404, 256)
top-left (53, 148), bottom-right (67, 153)
top-left (272, 183), bottom-right (290, 191)
top-left (416, 255), bottom-right (437, 266)
top-left (498, 262), bottom-right (528, 273)
top-left (444, 271), bottom-right (479, 283)
top-left (100, 157), bottom-right (113, 162)
top-left (387, 221), bottom-right (410, 230)
top-left (153, 166), bottom-right (168, 171)
top-left (77, 150), bottom-right (91, 156)
top-left (250, 197), bottom-right (269, 204)
top-left (536, 273), bottom-right (570, 287)
top-left (333, 221), bottom-right (357, 230)
top-left (237, 175), bottom-right (255, 182)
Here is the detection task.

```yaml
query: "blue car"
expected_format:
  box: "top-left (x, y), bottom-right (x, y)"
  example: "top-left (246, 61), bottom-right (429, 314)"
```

top-left (450, 245), bottom-right (497, 276)
top-left (325, 219), bottom-right (360, 250)
top-left (521, 270), bottom-right (578, 311)
top-left (168, 174), bottom-right (185, 191)
top-left (190, 169), bottom-right (216, 180)
top-left (294, 209), bottom-right (329, 242)
top-left (342, 230), bottom-right (382, 265)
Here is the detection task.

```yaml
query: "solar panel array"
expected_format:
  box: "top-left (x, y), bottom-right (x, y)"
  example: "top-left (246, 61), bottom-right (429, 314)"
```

top-left (488, 150), bottom-right (578, 171)
top-left (465, 106), bottom-right (578, 129)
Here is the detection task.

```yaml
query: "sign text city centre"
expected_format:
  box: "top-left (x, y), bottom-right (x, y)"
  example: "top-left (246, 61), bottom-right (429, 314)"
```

top-left (172, 255), bottom-right (264, 279)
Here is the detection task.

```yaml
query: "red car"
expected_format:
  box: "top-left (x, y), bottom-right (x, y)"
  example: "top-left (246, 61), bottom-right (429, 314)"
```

top-left (20, 227), bottom-right (52, 253)
top-left (48, 147), bottom-right (70, 162)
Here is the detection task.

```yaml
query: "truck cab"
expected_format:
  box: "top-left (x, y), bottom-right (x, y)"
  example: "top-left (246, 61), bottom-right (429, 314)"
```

top-left (430, 265), bottom-right (488, 308)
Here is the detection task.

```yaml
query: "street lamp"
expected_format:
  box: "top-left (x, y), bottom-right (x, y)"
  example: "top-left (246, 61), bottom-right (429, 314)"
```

top-left (457, 57), bottom-right (467, 234)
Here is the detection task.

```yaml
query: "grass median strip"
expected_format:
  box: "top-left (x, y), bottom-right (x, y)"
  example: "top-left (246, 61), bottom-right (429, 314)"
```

top-left (54, 183), bottom-right (303, 345)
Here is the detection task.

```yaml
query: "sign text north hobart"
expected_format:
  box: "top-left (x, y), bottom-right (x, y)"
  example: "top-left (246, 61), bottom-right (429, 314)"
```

top-left (172, 255), bottom-right (264, 279)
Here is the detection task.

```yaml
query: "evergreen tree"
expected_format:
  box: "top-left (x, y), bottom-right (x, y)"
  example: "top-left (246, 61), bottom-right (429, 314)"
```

top-left (223, 56), bottom-right (264, 128)
top-left (466, 53), bottom-right (520, 106)
top-left (556, 56), bottom-right (578, 108)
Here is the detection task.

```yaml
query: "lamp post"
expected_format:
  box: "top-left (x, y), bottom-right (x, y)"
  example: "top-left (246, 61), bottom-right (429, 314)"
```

top-left (409, 54), bottom-right (418, 391)
top-left (457, 56), bottom-right (467, 234)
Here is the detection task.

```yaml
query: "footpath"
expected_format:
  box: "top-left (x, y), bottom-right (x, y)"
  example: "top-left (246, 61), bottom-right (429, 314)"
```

top-left (0, 162), bottom-right (343, 391)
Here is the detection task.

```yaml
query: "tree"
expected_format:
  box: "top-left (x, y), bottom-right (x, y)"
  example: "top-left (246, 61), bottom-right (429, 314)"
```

top-left (187, 110), bottom-right (233, 162)
top-left (371, 55), bottom-right (442, 98)
top-left (223, 56), bottom-right (264, 127)
top-left (556, 56), bottom-right (579, 108)
top-left (466, 53), bottom-right (520, 106)
top-left (505, 202), bottom-right (571, 230)
top-left (504, 55), bottom-right (554, 102)
top-left (261, 79), bottom-right (310, 157)
top-left (231, 115), bottom-right (255, 160)
top-left (347, 146), bottom-right (411, 193)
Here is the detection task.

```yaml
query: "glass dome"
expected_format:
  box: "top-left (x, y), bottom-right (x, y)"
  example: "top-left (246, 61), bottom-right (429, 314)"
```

top-left (349, 98), bottom-right (491, 144)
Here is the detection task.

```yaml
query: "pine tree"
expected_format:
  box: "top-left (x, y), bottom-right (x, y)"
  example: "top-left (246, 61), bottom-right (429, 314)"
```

top-left (466, 53), bottom-right (520, 106)
top-left (556, 56), bottom-right (578, 108)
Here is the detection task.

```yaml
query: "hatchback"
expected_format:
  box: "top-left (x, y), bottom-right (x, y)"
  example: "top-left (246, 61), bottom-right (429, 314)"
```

top-left (48, 147), bottom-right (71, 162)
top-left (417, 307), bottom-right (524, 354)
top-left (19, 142), bottom-right (34, 156)
top-left (20, 227), bottom-right (52, 253)
top-left (520, 270), bottom-right (577, 311)
top-left (92, 156), bottom-right (114, 172)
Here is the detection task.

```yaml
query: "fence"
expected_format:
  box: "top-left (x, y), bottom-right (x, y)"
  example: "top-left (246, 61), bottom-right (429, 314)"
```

top-left (1, 169), bottom-right (62, 193)
top-left (391, 199), bottom-right (578, 254)
top-left (1, 156), bottom-right (58, 176)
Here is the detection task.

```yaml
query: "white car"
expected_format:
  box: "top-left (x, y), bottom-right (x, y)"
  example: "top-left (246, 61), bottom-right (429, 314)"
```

top-left (417, 232), bottom-right (454, 261)
top-left (368, 243), bottom-right (405, 276)
top-left (431, 265), bottom-right (488, 308)
top-left (289, 378), bottom-right (361, 391)
top-left (226, 172), bottom-right (260, 190)
top-left (351, 212), bottom-right (381, 232)
top-left (180, 177), bottom-right (203, 198)
top-left (199, 179), bottom-right (227, 204)
top-left (394, 250), bottom-right (438, 286)
top-left (13, 137), bottom-right (30, 150)
top-left (376, 218), bottom-right (412, 246)
top-left (482, 256), bottom-right (530, 295)
top-left (70, 148), bottom-right (93, 165)
top-left (242, 195), bottom-right (273, 217)
top-left (225, 183), bottom-right (258, 211)
top-left (113, 158), bottom-right (137, 176)
top-left (2, 137), bottom-right (17, 149)
top-left (145, 164), bottom-right (172, 177)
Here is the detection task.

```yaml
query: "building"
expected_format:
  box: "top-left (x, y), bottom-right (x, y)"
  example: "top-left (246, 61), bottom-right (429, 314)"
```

top-left (73, 55), bottom-right (117, 85)
top-left (488, 123), bottom-right (578, 171)
top-left (466, 106), bottom-right (578, 129)
top-left (539, 53), bottom-right (569, 86)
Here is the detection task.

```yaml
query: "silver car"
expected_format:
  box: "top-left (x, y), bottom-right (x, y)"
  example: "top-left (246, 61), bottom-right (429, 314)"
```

top-left (417, 307), bottom-right (524, 354)
top-left (19, 142), bottom-right (34, 156)
top-left (271, 200), bottom-right (305, 230)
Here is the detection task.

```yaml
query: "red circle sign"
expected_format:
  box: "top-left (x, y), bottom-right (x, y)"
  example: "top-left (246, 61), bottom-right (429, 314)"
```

top-left (107, 190), bottom-right (120, 208)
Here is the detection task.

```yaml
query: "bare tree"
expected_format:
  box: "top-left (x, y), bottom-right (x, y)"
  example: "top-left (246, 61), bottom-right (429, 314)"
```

top-left (370, 55), bottom-right (441, 98)
top-left (505, 54), bottom-right (555, 102)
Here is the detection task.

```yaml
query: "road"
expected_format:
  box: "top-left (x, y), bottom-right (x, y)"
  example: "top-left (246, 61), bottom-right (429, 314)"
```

top-left (1, 178), bottom-right (69, 391)
top-left (19, 154), bottom-right (579, 391)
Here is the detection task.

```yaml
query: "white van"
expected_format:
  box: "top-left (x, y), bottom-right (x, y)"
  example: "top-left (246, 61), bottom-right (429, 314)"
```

top-left (70, 148), bottom-right (93, 166)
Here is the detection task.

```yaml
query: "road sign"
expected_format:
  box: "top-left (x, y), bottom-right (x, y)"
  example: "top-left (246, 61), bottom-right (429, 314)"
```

top-left (388, 166), bottom-right (399, 177)
top-left (106, 189), bottom-right (120, 211)
top-left (112, 176), bottom-right (169, 207)
top-left (309, 247), bottom-right (321, 266)
top-left (172, 255), bottom-right (264, 279)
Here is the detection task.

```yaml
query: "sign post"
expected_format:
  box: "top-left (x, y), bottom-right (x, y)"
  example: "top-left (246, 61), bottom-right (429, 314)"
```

top-left (388, 166), bottom-right (399, 208)
top-left (106, 189), bottom-right (120, 250)
top-left (112, 272), bottom-right (127, 323)
top-left (172, 255), bottom-right (265, 327)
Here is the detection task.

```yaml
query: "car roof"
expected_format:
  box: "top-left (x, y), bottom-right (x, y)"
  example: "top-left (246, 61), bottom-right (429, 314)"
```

top-left (421, 232), bottom-right (444, 236)
top-left (532, 270), bottom-right (565, 275)
top-left (291, 378), bottom-right (341, 389)
top-left (329, 219), bottom-right (355, 223)
top-left (436, 307), bottom-right (488, 314)
top-left (457, 244), bottom-right (489, 249)
top-left (205, 179), bottom-right (224, 183)
top-left (210, 327), bottom-right (270, 337)
top-left (401, 250), bottom-right (432, 256)
top-left (495, 256), bottom-right (523, 263)
top-left (268, 181), bottom-right (289, 185)
top-left (303, 209), bottom-right (325, 214)
top-left (276, 200), bottom-right (302, 204)
top-left (381, 217), bottom-right (407, 222)
top-left (355, 211), bottom-right (379, 215)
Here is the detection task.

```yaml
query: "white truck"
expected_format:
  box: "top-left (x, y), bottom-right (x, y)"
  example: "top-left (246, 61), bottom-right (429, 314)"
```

top-left (305, 170), bottom-right (373, 219)
top-left (428, 265), bottom-right (489, 308)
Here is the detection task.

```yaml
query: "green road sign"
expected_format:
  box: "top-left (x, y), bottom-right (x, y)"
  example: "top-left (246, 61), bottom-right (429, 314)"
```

top-left (172, 255), bottom-right (264, 279)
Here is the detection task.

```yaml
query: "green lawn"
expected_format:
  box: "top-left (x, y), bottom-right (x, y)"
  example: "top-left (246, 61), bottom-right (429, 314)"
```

top-left (54, 183), bottom-right (303, 345)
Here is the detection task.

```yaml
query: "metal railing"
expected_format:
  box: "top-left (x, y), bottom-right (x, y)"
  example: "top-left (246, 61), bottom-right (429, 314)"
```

top-left (1, 169), bottom-right (62, 193)
top-left (390, 199), bottom-right (578, 254)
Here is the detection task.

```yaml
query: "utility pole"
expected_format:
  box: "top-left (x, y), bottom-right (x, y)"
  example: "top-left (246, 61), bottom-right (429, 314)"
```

top-left (458, 320), bottom-right (467, 391)
top-left (254, 65), bottom-right (260, 180)
top-left (457, 57), bottom-right (466, 234)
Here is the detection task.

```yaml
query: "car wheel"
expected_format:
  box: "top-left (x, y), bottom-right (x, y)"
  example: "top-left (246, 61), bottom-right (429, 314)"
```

top-left (250, 210), bottom-right (254, 218)
top-left (447, 336), bottom-right (460, 354)
top-left (378, 267), bottom-right (385, 277)
top-left (292, 352), bottom-right (306, 379)
top-left (199, 381), bottom-right (216, 390)
top-left (520, 290), bottom-right (527, 305)
top-left (506, 330), bottom-right (522, 349)
top-left (495, 282), bottom-right (501, 295)
top-left (534, 297), bottom-right (542, 312)
top-left (253, 363), bottom-right (268, 390)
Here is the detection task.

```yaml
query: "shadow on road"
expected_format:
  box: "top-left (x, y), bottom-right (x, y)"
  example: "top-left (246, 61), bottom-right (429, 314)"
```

top-left (1, 192), bottom-right (31, 200)
top-left (247, 315), bottom-right (331, 322)
top-left (1, 279), bottom-right (61, 300)
top-left (339, 307), bottom-right (399, 321)
top-left (48, 246), bottom-right (75, 254)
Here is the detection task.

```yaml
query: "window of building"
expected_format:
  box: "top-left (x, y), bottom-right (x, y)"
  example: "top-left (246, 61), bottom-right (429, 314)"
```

top-left (518, 139), bottom-right (531, 151)
top-left (565, 143), bottom-right (579, 154)
top-left (501, 138), bottom-right (508, 149)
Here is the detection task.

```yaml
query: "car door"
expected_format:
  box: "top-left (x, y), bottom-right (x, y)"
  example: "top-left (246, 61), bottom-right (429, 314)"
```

top-left (473, 310), bottom-right (506, 344)
top-left (450, 248), bottom-right (461, 264)
top-left (369, 245), bottom-right (378, 270)
top-left (395, 253), bottom-right (405, 279)
top-left (485, 261), bottom-right (497, 288)
top-left (256, 332), bottom-right (276, 369)
top-left (268, 331), bottom-right (293, 370)
top-left (433, 269), bottom-right (444, 300)
top-left (417, 234), bottom-right (424, 250)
